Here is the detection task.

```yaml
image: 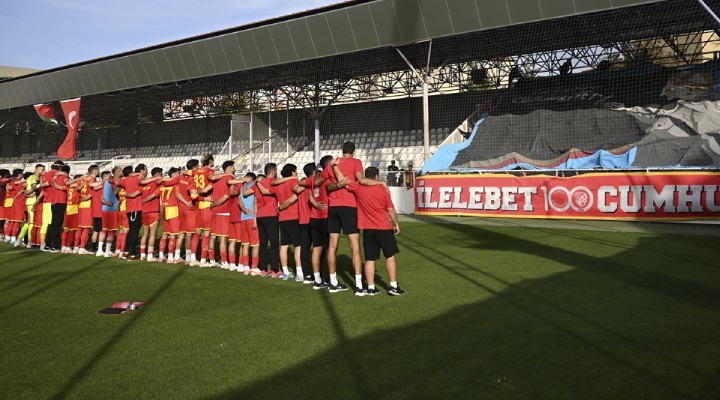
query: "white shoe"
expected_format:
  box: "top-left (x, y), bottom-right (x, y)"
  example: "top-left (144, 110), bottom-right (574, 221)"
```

top-left (147, 255), bottom-right (154, 262)
top-left (78, 249), bottom-right (90, 255)
top-left (104, 252), bottom-right (113, 258)
top-left (14, 241), bottom-right (22, 248)
top-left (73, 248), bottom-right (80, 254)
top-left (250, 268), bottom-right (261, 276)
top-left (199, 261), bottom-right (211, 268)
top-left (209, 260), bottom-right (216, 268)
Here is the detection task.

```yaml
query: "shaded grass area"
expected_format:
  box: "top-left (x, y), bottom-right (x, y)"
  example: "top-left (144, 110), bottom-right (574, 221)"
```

top-left (1, 220), bottom-right (719, 399)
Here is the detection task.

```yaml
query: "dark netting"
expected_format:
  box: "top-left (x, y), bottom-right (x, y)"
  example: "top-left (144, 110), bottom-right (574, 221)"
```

top-left (1, 0), bottom-right (719, 176)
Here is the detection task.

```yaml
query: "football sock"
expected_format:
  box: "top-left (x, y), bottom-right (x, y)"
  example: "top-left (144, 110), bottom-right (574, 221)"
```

top-left (282, 266), bottom-right (290, 275)
top-left (330, 273), bottom-right (338, 286)
top-left (201, 235), bottom-right (210, 260)
top-left (18, 224), bottom-right (29, 241)
top-left (296, 267), bottom-right (303, 277)
top-left (159, 237), bottom-right (167, 257)
top-left (355, 274), bottom-right (363, 289)
top-left (390, 281), bottom-right (398, 288)
top-left (368, 284), bottom-right (375, 290)
top-left (314, 272), bottom-right (322, 283)
top-left (11, 222), bottom-right (20, 237)
top-left (168, 238), bottom-right (176, 257)
top-left (80, 228), bottom-right (90, 249)
top-left (191, 235), bottom-right (200, 256)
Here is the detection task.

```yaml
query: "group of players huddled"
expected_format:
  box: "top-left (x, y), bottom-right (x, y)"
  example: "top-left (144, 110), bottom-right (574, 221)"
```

top-left (0, 142), bottom-right (403, 296)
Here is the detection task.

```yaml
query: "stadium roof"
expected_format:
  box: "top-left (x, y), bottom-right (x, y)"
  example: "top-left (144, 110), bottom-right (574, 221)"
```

top-left (0, 65), bottom-right (41, 80)
top-left (0, 0), bottom-right (701, 110)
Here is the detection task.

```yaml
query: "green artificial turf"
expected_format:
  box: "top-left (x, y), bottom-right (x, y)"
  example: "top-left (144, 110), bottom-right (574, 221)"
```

top-left (1, 220), bottom-right (719, 399)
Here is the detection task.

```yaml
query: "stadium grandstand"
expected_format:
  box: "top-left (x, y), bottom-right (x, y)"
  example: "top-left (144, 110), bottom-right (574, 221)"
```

top-left (1, 0), bottom-right (720, 177)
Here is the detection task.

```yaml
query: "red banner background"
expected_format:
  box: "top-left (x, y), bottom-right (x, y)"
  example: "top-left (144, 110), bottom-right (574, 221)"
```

top-left (415, 172), bottom-right (720, 220)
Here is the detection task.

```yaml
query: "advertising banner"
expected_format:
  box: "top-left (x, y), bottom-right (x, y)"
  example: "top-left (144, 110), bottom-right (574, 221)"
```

top-left (415, 172), bottom-right (720, 220)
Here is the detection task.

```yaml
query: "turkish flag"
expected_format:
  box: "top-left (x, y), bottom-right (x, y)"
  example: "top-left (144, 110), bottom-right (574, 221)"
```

top-left (58, 98), bottom-right (81, 160)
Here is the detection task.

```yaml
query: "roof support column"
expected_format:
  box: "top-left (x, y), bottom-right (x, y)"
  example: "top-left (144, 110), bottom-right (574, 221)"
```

top-left (396, 40), bottom-right (444, 165)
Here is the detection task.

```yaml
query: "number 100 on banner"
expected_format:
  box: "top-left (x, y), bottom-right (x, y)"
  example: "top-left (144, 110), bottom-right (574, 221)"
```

top-left (414, 172), bottom-right (720, 220)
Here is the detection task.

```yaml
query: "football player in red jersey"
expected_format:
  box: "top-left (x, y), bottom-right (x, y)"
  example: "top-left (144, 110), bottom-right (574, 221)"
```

top-left (194, 154), bottom-right (215, 265)
top-left (0, 169), bottom-right (11, 241)
top-left (247, 163), bottom-right (281, 277)
top-left (177, 160), bottom-right (199, 265)
top-left (139, 167), bottom-right (163, 261)
top-left (157, 167), bottom-right (182, 264)
top-left (267, 164), bottom-right (303, 281)
top-left (119, 164), bottom-right (147, 260)
top-left (316, 142), bottom-right (385, 294)
top-left (207, 160), bottom-right (236, 268)
top-left (73, 165), bottom-right (99, 254)
top-left (346, 166), bottom-right (403, 296)
top-left (4, 169), bottom-right (26, 244)
top-left (59, 173), bottom-right (81, 253)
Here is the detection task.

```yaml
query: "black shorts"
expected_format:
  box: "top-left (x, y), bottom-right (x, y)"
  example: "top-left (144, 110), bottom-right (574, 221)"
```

top-left (327, 206), bottom-right (358, 235)
top-left (93, 217), bottom-right (103, 233)
top-left (310, 218), bottom-right (329, 248)
top-left (279, 219), bottom-right (301, 246)
top-left (363, 229), bottom-right (399, 261)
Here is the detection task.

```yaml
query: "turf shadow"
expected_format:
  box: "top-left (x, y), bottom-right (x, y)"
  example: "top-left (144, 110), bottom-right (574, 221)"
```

top-left (412, 216), bottom-right (720, 313)
top-left (206, 242), bottom-right (720, 399)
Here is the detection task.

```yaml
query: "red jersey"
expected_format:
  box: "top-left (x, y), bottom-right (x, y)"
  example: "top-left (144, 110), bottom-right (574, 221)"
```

top-left (78, 177), bottom-right (94, 211)
top-left (91, 179), bottom-right (104, 218)
top-left (298, 185), bottom-right (311, 225)
top-left (160, 181), bottom-right (180, 220)
top-left (274, 178), bottom-right (299, 222)
top-left (142, 180), bottom-right (161, 214)
top-left (177, 174), bottom-right (197, 213)
top-left (0, 178), bottom-right (9, 204)
top-left (66, 184), bottom-right (80, 215)
top-left (120, 175), bottom-right (143, 212)
top-left (4, 179), bottom-right (19, 201)
top-left (307, 176), bottom-right (329, 220)
top-left (5, 179), bottom-right (25, 207)
top-left (252, 177), bottom-right (277, 218)
top-left (51, 174), bottom-right (69, 205)
top-left (347, 183), bottom-right (394, 230)
top-left (194, 166), bottom-right (214, 201)
top-left (229, 186), bottom-right (241, 223)
top-left (320, 157), bottom-right (363, 208)
top-left (43, 170), bottom-right (62, 204)
top-left (118, 186), bottom-right (127, 213)
top-left (211, 175), bottom-right (232, 214)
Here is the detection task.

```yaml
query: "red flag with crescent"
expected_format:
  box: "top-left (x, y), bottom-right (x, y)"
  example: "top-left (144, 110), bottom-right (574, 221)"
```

top-left (58, 98), bottom-right (81, 160)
